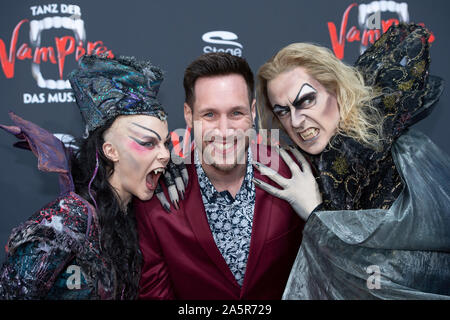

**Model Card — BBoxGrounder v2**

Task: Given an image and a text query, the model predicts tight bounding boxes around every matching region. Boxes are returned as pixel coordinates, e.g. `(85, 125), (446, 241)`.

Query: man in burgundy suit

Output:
(135, 52), (304, 299)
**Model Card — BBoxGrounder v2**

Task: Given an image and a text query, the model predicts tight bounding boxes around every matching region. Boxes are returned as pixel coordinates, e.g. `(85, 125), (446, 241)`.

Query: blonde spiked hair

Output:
(256, 43), (384, 151)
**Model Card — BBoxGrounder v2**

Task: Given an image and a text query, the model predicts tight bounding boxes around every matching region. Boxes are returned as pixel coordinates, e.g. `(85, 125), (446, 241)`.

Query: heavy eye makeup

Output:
(292, 83), (317, 109)
(273, 105), (290, 118)
(129, 136), (159, 150)
(273, 83), (318, 118)
(128, 135), (171, 153)
(128, 123), (169, 151)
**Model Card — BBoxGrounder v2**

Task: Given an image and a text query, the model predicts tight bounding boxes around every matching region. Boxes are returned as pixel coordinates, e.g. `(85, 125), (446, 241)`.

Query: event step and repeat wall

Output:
(1, 0), (449, 260)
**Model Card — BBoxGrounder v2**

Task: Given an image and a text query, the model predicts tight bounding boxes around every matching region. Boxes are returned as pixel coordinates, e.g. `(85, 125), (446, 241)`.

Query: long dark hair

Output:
(71, 118), (142, 299)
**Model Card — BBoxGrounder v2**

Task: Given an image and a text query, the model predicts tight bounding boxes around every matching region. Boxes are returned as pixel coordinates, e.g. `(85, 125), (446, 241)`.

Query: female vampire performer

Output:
(0, 55), (176, 299)
(254, 24), (450, 299)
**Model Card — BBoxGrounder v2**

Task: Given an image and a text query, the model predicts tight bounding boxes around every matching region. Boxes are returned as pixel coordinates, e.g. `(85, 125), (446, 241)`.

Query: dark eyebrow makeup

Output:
(132, 122), (162, 141)
(273, 83), (317, 111)
(292, 83), (317, 106)
(273, 104), (290, 112)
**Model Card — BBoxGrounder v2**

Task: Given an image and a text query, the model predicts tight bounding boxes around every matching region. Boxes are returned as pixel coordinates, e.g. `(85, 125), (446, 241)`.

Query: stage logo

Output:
(202, 31), (243, 57)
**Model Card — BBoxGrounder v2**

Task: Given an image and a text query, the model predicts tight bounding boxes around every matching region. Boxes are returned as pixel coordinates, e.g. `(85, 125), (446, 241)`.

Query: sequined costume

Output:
(283, 24), (450, 299)
(0, 113), (116, 299)
(68, 55), (167, 133)
(0, 55), (168, 299)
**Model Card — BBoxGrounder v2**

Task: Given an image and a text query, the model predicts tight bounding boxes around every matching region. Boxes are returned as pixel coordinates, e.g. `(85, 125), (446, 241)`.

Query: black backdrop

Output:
(1, 0), (449, 261)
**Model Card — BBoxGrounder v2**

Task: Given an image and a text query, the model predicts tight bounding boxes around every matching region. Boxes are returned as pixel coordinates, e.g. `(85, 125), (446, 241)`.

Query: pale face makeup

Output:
(267, 66), (340, 155)
(103, 114), (170, 207)
(184, 74), (256, 172)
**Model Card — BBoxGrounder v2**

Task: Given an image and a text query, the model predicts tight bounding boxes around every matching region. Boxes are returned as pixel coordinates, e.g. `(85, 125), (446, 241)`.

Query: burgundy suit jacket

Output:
(135, 144), (304, 299)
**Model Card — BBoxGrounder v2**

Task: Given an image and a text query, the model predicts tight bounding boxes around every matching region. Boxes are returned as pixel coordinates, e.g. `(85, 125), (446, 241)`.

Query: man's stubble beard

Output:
(200, 136), (249, 173)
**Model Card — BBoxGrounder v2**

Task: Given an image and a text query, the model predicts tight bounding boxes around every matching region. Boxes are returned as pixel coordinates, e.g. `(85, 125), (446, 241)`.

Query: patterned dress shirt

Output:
(194, 148), (256, 286)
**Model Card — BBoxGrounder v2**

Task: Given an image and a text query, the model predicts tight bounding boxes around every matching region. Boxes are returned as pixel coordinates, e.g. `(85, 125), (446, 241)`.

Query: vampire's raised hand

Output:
(252, 146), (322, 221)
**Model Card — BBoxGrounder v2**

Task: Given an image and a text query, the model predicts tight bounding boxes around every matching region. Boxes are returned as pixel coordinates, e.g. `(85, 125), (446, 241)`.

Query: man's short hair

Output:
(183, 52), (254, 107)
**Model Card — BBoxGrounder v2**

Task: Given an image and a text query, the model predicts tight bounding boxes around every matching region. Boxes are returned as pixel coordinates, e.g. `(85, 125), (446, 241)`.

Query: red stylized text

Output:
(0, 19), (114, 79)
(327, 3), (435, 60)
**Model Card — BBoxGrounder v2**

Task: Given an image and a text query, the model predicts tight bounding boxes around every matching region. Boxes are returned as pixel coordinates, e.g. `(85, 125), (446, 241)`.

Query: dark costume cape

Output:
(0, 113), (117, 299)
(283, 24), (450, 299)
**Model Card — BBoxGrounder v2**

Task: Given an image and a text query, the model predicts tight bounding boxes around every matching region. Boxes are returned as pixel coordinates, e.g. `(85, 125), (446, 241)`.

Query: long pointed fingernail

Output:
(176, 177), (185, 190)
(163, 203), (171, 213)
(181, 169), (189, 185)
(168, 186), (179, 203)
(156, 193), (171, 213)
